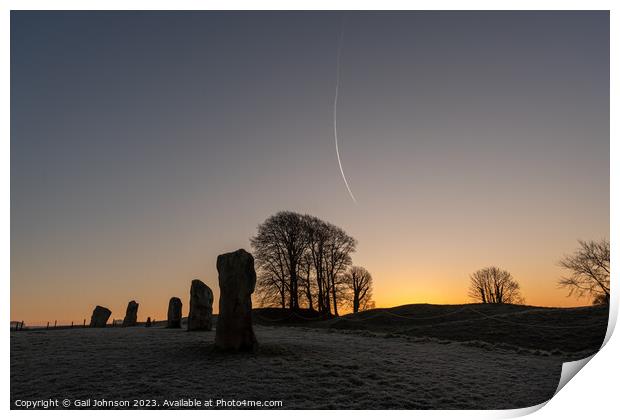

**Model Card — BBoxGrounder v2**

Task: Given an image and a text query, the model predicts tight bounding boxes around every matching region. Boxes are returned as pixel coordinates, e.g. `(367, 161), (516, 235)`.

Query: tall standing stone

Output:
(90, 306), (112, 328)
(122, 300), (139, 327)
(167, 297), (183, 328)
(188, 279), (214, 331)
(215, 249), (258, 351)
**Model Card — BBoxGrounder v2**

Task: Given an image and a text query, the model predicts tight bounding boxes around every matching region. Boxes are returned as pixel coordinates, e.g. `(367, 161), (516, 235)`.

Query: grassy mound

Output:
(255, 303), (608, 358)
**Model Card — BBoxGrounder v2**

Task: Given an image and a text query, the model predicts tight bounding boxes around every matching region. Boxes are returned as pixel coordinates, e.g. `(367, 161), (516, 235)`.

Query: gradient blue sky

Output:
(11, 11), (609, 323)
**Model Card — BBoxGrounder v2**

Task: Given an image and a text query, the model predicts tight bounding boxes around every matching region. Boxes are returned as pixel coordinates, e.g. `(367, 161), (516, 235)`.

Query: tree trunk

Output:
(280, 287), (286, 309)
(331, 276), (339, 317)
(316, 271), (324, 313)
(290, 266), (300, 310)
(324, 281), (331, 315)
(307, 289), (314, 310)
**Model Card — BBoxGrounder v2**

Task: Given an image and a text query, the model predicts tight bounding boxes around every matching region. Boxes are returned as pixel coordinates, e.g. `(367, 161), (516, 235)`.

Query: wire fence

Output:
(10, 318), (135, 331)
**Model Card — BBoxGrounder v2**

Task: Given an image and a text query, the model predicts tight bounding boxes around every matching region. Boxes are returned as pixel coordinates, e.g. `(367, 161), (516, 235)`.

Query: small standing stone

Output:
(167, 297), (183, 328)
(188, 279), (214, 331)
(90, 306), (112, 328)
(145, 317), (152, 327)
(122, 300), (139, 327)
(215, 249), (258, 351)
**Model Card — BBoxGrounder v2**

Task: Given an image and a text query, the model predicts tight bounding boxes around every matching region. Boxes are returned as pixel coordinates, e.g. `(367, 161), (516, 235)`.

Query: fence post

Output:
(71, 321), (74, 328)
(20, 321), (24, 331)
(46, 322), (49, 330)
(54, 320), (57, 329)
(83, 319), (86, 327)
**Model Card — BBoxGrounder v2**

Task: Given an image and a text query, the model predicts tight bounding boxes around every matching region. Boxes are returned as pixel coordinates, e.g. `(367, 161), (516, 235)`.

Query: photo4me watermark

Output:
(13, 398), (284, 409)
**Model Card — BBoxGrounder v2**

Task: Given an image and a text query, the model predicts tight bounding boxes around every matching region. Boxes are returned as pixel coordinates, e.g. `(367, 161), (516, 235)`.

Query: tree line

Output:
(468, 239), (609, 306)
(251, 211), (608, 312)
(250, 211), (374, 316)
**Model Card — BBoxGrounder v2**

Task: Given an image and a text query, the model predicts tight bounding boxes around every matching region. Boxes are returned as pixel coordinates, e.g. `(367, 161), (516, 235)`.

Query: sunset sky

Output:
(11, 11), (609, 325)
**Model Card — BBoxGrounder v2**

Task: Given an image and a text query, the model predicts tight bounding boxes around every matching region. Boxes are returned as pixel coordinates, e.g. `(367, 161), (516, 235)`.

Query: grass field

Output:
(11, 303), (608, 409)
(254, 303), (609, 359)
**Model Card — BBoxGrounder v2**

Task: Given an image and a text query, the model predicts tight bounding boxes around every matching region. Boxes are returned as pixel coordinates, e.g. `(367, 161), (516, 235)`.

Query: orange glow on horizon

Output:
(11, 270), (594, 327)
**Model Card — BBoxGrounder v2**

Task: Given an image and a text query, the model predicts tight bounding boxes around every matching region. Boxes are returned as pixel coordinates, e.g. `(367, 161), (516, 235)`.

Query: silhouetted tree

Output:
(323, 223), (356, 316)
(251, 211), (308, 310)
(468, 266), (524, 304)
(559, 239), (610, 305)
(299, 252), (315, 311)
(255, 273), (288, 309)
(252, 226), (289, 308)
(251, 211), (357, 316)
(304, 215), (330, 313)
(343, 266), (374, 313)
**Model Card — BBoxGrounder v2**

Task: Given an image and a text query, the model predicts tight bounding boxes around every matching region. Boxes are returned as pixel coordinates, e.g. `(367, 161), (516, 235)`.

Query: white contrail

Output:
(333, 20), (357, 204)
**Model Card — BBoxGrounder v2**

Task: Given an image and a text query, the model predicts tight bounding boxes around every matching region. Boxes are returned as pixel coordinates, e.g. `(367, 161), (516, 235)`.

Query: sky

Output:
(11, 11), (609, 325)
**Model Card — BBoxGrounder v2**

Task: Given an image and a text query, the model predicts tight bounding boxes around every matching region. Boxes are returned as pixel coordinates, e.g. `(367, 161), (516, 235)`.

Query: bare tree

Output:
(343, 266), (373, 313)
(251, 211), (308, 310)
(559, 239), (610, 305)
(468, 266), (524, 304)
(323, 223), (356, 316)
(252, 224), (290, 308)
(361, 299), (376, 311)
(298, 252), (316, 311)
(255, 273), (288, 309)
(300, 215), (356, 315)
(303, 215), (329, 313)
(252, 211), (357, 316)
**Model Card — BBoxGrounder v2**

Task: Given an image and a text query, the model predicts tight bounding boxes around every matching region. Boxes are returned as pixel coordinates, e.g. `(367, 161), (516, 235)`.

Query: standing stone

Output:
(188, 279), (214, 331)
(215, 249), (258, 351)
(90, 306), (112, 328)
(167, 297), (183, 328)
(122, 300), (139, 327)
(145, 317), (152, 327)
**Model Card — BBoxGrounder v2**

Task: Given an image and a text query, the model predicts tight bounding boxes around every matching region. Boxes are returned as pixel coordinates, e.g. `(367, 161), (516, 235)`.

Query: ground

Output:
(10, 326), (561, 409)
(11, 304), (608, 409)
